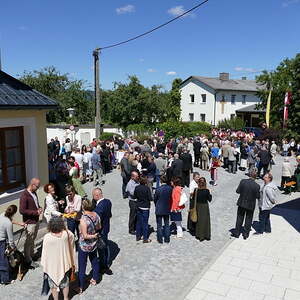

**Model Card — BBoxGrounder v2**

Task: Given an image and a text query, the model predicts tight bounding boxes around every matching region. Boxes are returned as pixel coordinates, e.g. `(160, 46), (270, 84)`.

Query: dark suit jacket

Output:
(171, 159), (183, 178)
(19, 190), (40, 224)
(134, 185), (152, 209)
(154, 184), (172, 215)
(180, 153), (193, 171)
(236, 178), (260, 211)
(94, 198), (112, 238)
(193, 141), (201, 154)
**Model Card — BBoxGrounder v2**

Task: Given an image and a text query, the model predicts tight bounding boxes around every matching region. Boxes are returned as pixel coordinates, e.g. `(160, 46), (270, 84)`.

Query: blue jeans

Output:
(136, 209), (150, 241)
(78, 247), (100, 288)
(156, 215), (170, 243)
(67, 218), (79, 238)
(258, 208), (271, 233)
(98, 234), (111, 269)
(156, 175), (161, 189)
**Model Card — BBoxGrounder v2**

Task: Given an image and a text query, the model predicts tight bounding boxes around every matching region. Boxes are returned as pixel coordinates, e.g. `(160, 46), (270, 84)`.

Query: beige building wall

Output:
(0, 109), (49, 227)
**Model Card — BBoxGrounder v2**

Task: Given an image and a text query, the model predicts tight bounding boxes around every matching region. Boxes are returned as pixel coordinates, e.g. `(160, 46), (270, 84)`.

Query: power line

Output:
(97, 0), (209, 51)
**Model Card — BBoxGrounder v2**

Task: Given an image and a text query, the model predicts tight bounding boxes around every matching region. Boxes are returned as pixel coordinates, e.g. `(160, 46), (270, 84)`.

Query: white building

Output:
(180, 73), (264, 126)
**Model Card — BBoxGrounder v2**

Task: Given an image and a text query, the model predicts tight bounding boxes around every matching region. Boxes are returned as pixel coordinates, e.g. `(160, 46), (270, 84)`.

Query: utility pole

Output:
(93, 48), (102, 138)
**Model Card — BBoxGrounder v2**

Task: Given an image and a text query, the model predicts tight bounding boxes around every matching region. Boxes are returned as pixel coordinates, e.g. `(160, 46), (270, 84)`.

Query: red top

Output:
(171, 186), (185, 211)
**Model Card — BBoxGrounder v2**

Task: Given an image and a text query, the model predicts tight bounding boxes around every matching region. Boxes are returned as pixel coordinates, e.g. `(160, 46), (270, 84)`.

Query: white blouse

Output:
(44, 194), (61, 223)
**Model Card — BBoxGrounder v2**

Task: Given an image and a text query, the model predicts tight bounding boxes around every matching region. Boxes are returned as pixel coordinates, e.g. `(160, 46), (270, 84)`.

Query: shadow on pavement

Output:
(271, 197), (300, 233)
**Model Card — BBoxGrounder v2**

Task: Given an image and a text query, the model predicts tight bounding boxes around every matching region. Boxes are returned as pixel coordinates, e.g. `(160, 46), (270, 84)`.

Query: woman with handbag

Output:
(170, 177), (185, 238)
(0, 205), (25, 284)
(41, 216), (75, 300)
(78, 199), (101, 293)
(194, 177), (212, 241)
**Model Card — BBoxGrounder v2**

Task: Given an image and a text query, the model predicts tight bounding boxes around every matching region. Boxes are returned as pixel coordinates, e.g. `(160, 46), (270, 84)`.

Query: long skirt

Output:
(195, 203), (211, 241)
(0, 240), (10, 284)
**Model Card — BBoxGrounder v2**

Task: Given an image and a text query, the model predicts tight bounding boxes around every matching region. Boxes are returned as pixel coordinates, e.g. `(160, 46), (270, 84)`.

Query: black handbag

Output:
(85, 215), (106, 250)
(41, 273), (50, 296)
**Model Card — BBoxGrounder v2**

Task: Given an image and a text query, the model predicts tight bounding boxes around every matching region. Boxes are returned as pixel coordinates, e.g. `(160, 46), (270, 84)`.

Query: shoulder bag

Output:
(41, 273), (50, 296)
(85, 214), (106, 250)
(179, 189), (188, 206)
(189, 188), (198, 223)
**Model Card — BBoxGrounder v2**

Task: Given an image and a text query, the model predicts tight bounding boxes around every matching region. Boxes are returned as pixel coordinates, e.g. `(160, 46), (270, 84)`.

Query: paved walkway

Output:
(1, 156), (299, 300)
(184, 194), (300, 300)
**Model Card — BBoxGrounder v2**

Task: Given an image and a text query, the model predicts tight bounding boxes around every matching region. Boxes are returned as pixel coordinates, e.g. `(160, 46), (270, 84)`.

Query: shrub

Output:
(125, 124), (154, 136)
(99, 132), (122, 141)
(158, 121), (211, 140)
(218, 117), (245, 130)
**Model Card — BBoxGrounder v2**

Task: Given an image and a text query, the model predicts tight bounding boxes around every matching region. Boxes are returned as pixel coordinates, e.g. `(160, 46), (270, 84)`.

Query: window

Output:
(190, 94), (195, 103)
(200, 114), (206, 122)
(0, 127), (26, 192)
(189, 113), (194, 121)
(231, 94), (236, 104)
(201, 94), (206, 103)
(230, 114), (235, 119)
(242, 95), (247, 104)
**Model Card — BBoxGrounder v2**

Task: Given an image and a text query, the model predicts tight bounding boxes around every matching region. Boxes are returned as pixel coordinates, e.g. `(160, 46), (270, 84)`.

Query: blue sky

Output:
(0, 0), (299, 90)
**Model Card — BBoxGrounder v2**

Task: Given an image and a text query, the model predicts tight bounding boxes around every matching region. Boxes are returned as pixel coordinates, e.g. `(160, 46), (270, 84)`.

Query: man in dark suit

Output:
(193, 138), (202, 167)
(19, 178), (43, 267)
(180, 148), (193, 187)
(233, 170), (260, 239)
(120, 152), (131, 198)
(93, 187), (112, 274)
(170, 154), (183, 180)
(154, 175), (172, 243)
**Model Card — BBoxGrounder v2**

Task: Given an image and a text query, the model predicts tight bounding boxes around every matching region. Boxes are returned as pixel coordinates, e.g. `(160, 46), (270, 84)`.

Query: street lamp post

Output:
(93, 48), (102, 138)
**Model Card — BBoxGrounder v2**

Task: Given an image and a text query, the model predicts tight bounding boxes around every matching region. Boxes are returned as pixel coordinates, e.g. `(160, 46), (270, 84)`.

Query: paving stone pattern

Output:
(0, 156), (295, 300)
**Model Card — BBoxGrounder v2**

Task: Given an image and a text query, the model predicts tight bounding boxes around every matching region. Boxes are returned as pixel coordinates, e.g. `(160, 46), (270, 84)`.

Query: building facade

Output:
(0, 70), (57, 221)
(180, 73), (263, 126)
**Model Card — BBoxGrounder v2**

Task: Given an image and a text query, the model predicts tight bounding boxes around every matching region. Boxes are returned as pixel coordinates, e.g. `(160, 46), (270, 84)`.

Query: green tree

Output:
(19, 66), (94, 124)
(256, 53), (300, 137)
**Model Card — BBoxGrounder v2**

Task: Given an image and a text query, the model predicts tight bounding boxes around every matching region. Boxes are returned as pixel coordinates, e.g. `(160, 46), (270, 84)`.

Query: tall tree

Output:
(256, 53), (300, 137)
(20, 66), (94, 124)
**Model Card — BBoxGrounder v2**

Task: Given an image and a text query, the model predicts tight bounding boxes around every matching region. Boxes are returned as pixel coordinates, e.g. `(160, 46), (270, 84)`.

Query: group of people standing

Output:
(0, 177), (112, 300)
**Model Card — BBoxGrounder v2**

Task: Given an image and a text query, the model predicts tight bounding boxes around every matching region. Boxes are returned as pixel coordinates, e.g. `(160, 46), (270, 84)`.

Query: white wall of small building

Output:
(47, 126), (124, 147)
(180, 79), (261, 125)
(180, 79), (215, 124)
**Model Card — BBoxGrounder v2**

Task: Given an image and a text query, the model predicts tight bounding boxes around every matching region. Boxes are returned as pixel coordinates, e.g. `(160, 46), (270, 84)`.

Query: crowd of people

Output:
(0, 129), (299, 299)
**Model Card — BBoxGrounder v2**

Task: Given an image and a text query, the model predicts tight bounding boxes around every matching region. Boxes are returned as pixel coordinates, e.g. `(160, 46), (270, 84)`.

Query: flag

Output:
(265, 89), (272, 127)
(283, 91), (292, 127)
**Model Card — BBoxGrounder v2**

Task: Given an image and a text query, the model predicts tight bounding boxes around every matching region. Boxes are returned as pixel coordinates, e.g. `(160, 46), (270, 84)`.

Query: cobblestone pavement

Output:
(0, 156), (296, 300)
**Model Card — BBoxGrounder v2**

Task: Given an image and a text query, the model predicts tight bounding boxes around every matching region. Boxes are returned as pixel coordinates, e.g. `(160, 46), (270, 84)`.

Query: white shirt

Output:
(96, 197), (105, 206)
(28, 190), (39, 208)
(74, 153), (83, 168)
(189, 180), (198, 195)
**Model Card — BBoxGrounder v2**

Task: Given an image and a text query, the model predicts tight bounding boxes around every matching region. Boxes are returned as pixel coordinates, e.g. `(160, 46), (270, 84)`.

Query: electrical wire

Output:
(97, 0), (209, 51)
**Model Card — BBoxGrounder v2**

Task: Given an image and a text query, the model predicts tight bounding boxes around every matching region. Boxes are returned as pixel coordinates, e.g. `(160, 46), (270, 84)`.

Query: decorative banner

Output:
(265, 89), (272, 127)
(283, 91), (292, 128)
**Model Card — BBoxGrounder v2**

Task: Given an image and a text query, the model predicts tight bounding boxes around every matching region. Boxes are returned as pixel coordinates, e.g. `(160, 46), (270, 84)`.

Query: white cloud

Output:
(167, 6), (194, 18)
(234, 67), (260, 73)
(282, 0), (300, 7)
(147, 68), (156, 73)
(166, 71), (177, 76)
(139, 58), (145, 62)
(116, 4), (135, 15)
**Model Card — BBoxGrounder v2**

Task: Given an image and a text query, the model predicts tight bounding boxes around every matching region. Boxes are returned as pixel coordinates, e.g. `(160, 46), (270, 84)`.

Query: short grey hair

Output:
(48, 216), (65, 233)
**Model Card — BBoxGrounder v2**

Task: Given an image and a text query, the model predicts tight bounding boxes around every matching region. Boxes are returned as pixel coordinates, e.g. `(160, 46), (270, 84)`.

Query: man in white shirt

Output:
(188, 172), (200, 235)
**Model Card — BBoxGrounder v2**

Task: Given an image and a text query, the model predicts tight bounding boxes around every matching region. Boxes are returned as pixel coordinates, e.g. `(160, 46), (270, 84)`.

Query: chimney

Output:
(242, 76), (247, 80)
(219, 72), (229, 81)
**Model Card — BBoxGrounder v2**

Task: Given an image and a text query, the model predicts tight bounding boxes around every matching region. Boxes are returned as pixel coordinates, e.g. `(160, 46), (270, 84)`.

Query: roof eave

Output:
(0, 105), (58, 110)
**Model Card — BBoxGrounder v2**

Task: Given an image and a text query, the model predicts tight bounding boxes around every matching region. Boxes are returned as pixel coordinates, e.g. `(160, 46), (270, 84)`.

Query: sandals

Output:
(90, 279), (97, 286)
